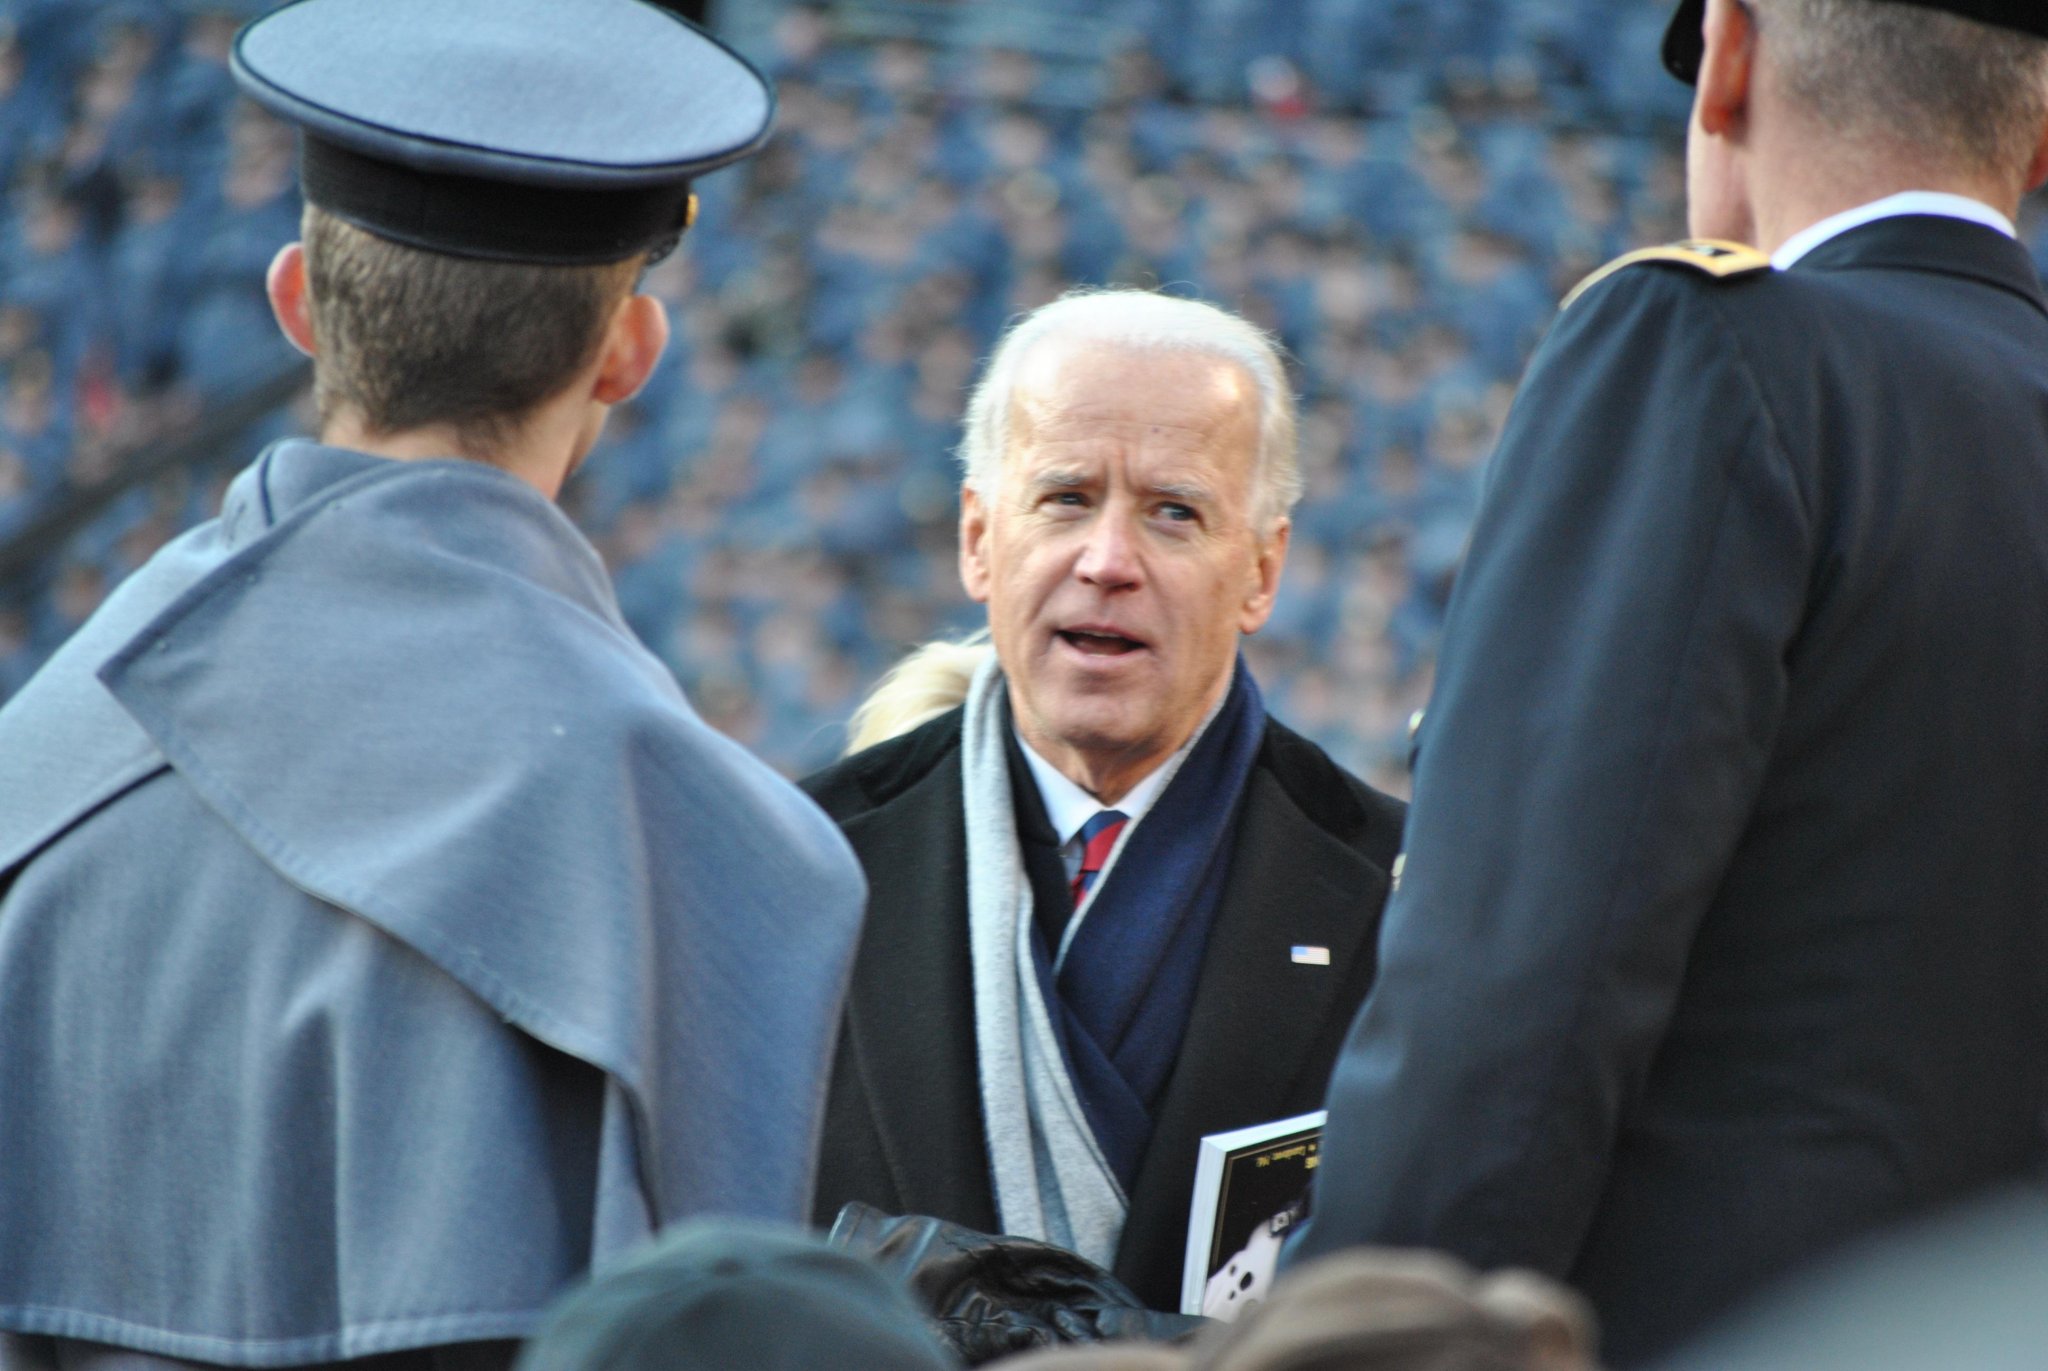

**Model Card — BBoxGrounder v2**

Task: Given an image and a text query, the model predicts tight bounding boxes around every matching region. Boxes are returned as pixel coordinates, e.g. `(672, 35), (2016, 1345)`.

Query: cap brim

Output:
(1663, 0), (1705, 85)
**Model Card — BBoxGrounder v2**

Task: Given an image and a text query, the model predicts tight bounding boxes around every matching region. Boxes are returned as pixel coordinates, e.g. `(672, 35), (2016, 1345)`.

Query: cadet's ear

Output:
(592, 294), (670, 406)
(266, 244), (316, 358)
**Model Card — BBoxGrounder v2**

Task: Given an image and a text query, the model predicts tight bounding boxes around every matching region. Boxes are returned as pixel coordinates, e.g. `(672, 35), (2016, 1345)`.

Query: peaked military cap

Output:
(231, 0), (773, 264)
(1665, 0), (2048, 84)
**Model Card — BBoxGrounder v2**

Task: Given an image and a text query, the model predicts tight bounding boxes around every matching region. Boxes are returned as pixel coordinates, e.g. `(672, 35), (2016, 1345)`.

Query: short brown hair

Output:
(1759, 0), (2048, 179)
(301, 205), (642, 454)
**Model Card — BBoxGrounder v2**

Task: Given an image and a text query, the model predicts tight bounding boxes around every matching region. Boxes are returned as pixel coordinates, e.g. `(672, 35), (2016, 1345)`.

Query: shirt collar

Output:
(1013, 677), (1230, 847)
(1772, 191), (2016, 270)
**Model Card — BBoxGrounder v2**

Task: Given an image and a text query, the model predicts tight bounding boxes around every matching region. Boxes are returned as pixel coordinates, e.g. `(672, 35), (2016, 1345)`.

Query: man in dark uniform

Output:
(1298, 1), (2048, 1364)
(0, 4), (866, 1371)
(802, 290), (1405, 1312)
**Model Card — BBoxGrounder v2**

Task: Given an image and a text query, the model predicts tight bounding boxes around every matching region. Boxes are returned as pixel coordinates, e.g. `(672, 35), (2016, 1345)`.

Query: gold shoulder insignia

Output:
(1560, 238), (1771, 311)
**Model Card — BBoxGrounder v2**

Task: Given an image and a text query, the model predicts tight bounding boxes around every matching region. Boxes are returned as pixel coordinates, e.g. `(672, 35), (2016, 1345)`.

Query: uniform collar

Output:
(219, 440), (390, 548)
(1773, 191), (2015, 270)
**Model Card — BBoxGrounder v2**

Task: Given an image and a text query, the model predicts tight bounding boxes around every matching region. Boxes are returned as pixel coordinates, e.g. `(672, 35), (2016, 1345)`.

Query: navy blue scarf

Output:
(1026, 659), (1267, 1192)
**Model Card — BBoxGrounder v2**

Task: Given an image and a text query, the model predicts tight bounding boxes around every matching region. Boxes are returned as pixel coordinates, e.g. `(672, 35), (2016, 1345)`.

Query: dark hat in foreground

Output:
(515, 1220), (957, 1371)
(231, 0), (773, 264)
(1664, 0), (2048, 84)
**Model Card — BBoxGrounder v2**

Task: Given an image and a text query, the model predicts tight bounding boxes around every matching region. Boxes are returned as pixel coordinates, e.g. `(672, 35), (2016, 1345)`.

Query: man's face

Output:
(960, 341), (1289, 797)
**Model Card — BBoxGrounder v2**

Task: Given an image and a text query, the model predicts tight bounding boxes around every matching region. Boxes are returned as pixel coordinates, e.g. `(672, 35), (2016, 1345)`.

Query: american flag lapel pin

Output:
(1290, 945), (1331, 966)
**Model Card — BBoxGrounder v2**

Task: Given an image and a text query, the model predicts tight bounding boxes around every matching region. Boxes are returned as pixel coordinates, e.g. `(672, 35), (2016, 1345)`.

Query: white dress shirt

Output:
(1772, 190), (2016, 270)
(1014, 682), (1230, 885)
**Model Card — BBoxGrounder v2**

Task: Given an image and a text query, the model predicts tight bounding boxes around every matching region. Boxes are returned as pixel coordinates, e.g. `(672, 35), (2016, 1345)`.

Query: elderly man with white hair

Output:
(801, 289), (1406, 1310)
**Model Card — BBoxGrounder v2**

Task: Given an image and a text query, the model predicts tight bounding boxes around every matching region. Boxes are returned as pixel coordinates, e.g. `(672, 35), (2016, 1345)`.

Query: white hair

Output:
(957, 288), (1302, 525)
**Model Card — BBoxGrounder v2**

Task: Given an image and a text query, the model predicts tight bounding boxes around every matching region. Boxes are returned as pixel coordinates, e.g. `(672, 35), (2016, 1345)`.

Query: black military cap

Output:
(231, 0), (773, 264)
(1665, 0), (2048, 84)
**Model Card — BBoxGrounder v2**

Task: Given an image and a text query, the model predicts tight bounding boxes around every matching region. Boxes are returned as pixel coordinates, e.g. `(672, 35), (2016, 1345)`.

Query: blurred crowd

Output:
(0, 0), (297, 696)
(1, 0), (2041, 782)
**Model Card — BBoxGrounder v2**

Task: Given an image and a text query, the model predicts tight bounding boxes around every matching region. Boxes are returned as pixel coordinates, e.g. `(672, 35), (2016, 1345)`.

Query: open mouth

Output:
(1058, 629), (1145, 657)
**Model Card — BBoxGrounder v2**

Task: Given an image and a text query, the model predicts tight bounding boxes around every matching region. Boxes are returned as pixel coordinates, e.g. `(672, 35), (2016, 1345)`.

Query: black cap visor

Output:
(301, 134), (693, 265)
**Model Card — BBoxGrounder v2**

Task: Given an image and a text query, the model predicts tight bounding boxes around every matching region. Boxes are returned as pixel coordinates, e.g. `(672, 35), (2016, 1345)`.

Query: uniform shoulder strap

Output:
(1560, 238), (1771, 311)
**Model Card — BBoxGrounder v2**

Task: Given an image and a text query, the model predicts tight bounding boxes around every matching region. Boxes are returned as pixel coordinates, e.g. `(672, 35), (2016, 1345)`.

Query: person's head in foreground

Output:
(989, 1249), (1598, 1371)
(515, 1220), (957, 1371)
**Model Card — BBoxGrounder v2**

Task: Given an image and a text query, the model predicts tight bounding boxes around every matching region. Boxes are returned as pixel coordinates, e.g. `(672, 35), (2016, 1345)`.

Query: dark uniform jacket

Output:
(803, 705), (1405, 1311)
(1301, 216), (2048, 1365)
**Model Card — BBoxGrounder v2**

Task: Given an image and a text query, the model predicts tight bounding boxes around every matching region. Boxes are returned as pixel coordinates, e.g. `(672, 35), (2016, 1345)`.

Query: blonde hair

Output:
(844, 632), (995, 755)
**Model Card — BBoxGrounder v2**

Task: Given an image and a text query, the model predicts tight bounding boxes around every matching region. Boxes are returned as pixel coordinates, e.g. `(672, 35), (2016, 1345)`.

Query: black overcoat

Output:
(1302, 216), (2048, 1365)
(802, 706), (1405, 1311)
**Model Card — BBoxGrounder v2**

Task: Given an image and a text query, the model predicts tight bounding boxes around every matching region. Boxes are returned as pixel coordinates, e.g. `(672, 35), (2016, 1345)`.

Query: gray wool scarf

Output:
(960, 655), (1129, 1266)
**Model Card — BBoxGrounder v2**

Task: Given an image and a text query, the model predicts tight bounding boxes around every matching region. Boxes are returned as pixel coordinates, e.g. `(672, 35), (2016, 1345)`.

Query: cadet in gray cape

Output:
(0, 3), (866, 1370)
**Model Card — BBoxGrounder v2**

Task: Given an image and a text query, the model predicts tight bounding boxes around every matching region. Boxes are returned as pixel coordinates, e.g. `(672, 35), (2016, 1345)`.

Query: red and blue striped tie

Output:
(1070, 809), (1129, 908)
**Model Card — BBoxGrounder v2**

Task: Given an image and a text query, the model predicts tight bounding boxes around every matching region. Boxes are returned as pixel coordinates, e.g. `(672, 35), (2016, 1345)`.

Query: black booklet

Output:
(1178, 1109), (1325, 1318)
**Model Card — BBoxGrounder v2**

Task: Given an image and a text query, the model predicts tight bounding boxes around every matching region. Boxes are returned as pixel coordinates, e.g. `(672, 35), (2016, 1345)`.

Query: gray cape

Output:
(0, 442), (866, 1364)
